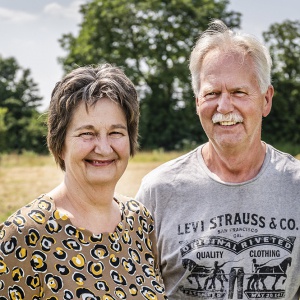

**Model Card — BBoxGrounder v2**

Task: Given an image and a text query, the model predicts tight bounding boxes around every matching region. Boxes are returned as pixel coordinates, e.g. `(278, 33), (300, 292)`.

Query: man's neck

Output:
(201, 141), (267, 183)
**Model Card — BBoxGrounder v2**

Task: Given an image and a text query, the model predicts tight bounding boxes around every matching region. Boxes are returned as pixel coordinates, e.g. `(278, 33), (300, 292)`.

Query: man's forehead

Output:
(202, 48), (251, 66)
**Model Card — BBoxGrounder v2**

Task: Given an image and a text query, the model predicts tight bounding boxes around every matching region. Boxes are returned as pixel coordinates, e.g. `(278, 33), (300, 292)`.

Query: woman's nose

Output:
(94, 136), (113, 155)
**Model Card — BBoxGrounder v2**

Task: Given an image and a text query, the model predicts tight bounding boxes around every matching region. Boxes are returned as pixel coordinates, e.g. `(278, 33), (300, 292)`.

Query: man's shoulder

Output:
(268, 144), (300, 165)
(268, 144), (300, 174)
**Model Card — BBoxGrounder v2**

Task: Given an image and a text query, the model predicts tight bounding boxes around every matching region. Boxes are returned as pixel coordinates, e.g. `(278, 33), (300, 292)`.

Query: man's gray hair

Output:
(189, 19), (272, 97)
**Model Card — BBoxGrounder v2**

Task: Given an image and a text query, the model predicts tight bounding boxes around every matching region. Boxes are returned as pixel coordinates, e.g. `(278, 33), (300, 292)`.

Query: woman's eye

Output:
(79, 132), (95, 140)
(110, 131), (124, 138)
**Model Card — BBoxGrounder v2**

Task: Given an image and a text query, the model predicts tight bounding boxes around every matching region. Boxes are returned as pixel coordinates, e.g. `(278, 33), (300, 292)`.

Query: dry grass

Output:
(2, 151), (299, 223)
(0, 165), (63, 221)
(0, 152), (179, 222)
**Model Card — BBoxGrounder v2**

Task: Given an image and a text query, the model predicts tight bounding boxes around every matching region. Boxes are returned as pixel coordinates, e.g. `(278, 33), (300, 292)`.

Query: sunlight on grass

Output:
(1, 149), (299, 223)
(131, 149), (187, 163)
(0, 152), (55, 167)
(0, 150), (186, 222)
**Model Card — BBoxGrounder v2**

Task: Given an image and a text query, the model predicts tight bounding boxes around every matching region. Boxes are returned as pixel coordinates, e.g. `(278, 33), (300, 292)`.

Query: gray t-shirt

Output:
(136, 143), (300, 300)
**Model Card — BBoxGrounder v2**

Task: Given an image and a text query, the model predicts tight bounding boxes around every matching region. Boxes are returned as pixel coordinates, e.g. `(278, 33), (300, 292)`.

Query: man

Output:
(136, 19), (300, 299)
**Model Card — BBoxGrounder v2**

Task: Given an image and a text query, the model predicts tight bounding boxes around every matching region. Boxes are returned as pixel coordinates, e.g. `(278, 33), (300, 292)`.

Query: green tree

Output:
(0, 107), (8, 151)
(0, 56), (47, 153)
(59, 0), (241, 150)
(262, 20), (300, 147)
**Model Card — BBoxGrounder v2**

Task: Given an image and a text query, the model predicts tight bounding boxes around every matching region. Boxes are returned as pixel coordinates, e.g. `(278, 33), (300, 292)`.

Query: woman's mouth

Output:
(86, 159), (114, 166)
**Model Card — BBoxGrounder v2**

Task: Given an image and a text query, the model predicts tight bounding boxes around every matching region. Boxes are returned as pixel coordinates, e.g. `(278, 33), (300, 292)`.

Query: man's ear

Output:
(262, 85), (274, 117)
(195, 97), (200, 115)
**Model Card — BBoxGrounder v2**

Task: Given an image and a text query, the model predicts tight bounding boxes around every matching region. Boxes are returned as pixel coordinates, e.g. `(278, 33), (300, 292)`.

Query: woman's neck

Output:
(48, 181), (121, 234)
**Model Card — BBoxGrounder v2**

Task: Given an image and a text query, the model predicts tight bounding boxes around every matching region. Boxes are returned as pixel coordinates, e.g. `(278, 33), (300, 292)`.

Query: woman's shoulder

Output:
(0, 194), (55, 240)
(115, 193), (154, 221)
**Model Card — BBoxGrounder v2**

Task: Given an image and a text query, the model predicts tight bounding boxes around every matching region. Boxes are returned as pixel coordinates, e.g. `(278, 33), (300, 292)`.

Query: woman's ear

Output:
(60, 147), (65, 161)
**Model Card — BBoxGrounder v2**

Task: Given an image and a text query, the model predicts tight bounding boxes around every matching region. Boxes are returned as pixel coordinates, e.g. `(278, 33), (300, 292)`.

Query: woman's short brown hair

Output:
(47, 64), (139, 171)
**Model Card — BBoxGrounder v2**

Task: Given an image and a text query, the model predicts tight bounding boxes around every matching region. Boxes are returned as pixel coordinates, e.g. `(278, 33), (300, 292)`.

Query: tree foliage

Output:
(262, 20), (300, 146)
(0, 107), (7, 152)
(0, 56), (47, 154)
(59, 0), (241, 150)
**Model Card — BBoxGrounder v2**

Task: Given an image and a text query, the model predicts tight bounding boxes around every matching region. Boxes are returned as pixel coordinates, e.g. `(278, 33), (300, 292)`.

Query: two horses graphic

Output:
(247, 257), (292, 291)
(182, 257), (292, 291)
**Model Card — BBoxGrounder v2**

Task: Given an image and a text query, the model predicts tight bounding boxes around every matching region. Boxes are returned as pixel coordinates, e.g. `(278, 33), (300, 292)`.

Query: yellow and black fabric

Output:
(0, 194), (167, 299)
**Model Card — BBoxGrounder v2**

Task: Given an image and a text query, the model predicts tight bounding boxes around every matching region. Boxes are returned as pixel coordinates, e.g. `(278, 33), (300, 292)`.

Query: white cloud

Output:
(0, 7), (37, 23)
(43, 1), (85, 21)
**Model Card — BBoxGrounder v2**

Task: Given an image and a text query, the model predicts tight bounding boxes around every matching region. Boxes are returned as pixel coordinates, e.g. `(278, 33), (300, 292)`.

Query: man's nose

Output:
(217, 92), (234, 114)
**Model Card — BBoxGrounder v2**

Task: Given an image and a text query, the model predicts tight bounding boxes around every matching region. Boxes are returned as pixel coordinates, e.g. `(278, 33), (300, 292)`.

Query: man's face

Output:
(196, 49), (273, 151)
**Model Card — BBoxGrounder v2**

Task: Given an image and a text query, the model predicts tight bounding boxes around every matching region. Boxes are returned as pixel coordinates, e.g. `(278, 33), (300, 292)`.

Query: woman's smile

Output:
(85, 159), (115, 166)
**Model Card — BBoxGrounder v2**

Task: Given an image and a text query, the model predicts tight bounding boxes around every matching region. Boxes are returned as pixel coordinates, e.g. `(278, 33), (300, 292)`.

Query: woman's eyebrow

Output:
(74, 124), (95, 131)
(111, 124), (127, 130)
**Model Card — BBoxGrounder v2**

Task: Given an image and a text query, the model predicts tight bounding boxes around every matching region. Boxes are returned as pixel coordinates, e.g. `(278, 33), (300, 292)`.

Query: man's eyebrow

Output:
(230, 85), (248, 90)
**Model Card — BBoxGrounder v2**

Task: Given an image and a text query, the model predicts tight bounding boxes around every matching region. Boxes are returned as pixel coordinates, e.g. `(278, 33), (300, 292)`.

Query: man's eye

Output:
(204, 92), (219, 99)
(233, 91), (246, 96)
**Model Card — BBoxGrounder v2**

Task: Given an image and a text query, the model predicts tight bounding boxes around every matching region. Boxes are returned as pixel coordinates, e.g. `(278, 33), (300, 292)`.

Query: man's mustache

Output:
(212, 113), (244, 123)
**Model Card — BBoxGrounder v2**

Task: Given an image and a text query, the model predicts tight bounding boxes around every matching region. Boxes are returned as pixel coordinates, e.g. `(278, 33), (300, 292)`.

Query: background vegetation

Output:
(0, 0), (300, 156)
(0, 151), (185, 222)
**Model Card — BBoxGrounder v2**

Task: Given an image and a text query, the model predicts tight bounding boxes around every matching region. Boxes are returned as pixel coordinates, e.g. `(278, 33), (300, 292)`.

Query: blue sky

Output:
(1, 0), (299, 111)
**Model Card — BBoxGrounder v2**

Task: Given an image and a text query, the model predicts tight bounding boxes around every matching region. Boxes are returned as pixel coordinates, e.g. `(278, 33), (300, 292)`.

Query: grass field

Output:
(0, 151), (184, 222)
(1, 150), (299, 223)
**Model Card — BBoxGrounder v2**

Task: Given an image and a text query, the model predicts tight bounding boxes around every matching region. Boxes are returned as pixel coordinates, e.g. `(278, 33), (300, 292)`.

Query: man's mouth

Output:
(218, 121), (240, 126)
(212, 113), (244, 126)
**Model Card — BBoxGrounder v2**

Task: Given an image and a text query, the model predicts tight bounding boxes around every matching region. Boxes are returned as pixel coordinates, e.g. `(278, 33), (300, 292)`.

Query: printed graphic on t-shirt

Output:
(177, 212), (295, 299)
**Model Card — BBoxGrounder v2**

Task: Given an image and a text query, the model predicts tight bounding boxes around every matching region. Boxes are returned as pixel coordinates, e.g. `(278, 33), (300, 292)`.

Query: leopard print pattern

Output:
(0, 194), (167, 299)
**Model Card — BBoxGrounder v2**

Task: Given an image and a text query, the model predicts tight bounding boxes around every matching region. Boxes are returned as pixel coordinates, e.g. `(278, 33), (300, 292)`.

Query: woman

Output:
(0, 64), (167, 299)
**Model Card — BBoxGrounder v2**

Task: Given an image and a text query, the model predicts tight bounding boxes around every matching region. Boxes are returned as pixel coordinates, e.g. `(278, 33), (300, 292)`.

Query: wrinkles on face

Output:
(196, 49), (271, 151)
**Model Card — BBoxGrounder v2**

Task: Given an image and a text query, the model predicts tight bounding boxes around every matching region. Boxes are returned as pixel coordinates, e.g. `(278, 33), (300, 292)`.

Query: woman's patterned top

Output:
(0, 194), (167, 299)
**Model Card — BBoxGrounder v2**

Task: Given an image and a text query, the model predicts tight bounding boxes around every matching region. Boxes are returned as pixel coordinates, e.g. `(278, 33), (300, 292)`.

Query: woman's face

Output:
(62, 98), (130, 188)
